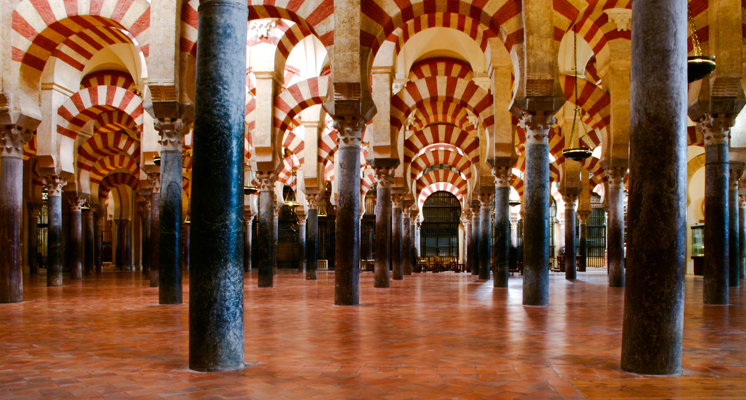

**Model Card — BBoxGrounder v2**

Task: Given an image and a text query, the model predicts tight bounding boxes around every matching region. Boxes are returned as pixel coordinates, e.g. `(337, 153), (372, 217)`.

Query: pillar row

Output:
(297, 210), (307, 273)
(461, 211), (472, 271)
(478, 194), (492, 280)
(148, 172), (161, 287)
(402, 207), (412, 276)
(306, 194), (319, 281)
(44, 177), (66, 287)
(470, 204), (480, 275)
(373, 167), (393, 287)
(84, 207), (94, 276)
(562, 194), (578, 280)
(138, 194), (152, 279)
(68, 197), (86, 280)
(94, 209), (103, 274)
(493, 167), (511, 287)
(391, 194), (403, 281)
(606, 167), (627, 287)
(28, 204), (42, 276)
(257, 173), (276, 288)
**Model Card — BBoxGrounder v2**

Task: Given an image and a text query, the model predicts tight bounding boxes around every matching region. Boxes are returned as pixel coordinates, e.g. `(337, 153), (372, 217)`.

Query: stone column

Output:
(333, 118), (364, 305)
(461, 211), (472, 271)
(373, 167), (393, 287)
(403, 207), (412, 275)
(410, 217), (417, 272)
(478, 194), (492, 280)
(562, 194), (577, 280)
(306, 194), (319, 280)
(493, 167), (511, 287)
(188, 0), (247, 372)
(257, 174), (276, 287)
(156, 119), (185, 304)
(415, 220), (422, 258)
(84, 206), (94, 276)
(470, 204), (480, 275)
(94, 210), (103, 273)
(243, 211), (254, 272)
(520, 114), (553, 305)
(183, 221), (191, 271)
(605, 167), (627, 287)
(148, 172), (161, 287)
(0, 125), (32, 302)
(391, 194), (403, 280)
(125, 220), (132, 271)
(741, 196), (746, 281)
(115, 220), (125, 270)
(273, 204), (279, 275)
(137, 194), (152, 279)
(621, 0), (687, 375)
(27, 204), (41, 276)
(297, 210), (307, 273)
(700, 117), (731, 304)
(578, 212), (589, 273)
(44, 177), (66, 287)
(729, 167), (743, 286)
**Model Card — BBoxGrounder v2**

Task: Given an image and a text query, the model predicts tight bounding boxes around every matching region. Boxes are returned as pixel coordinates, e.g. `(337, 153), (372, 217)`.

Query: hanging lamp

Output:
(243, 163), (259, 195)
(283, 186), (301, 208)
(153, 155), (161, 166)
(687, 7), (716, 83)
(562, 23), (593, 162)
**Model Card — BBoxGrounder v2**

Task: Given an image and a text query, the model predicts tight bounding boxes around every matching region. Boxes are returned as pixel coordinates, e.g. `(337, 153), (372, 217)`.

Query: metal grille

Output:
(420, 191), (461, 257)
(586, 203), (607, 268)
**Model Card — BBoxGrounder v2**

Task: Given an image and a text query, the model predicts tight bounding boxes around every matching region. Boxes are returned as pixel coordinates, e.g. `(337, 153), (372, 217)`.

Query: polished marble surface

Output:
(0, 269), (744, 399)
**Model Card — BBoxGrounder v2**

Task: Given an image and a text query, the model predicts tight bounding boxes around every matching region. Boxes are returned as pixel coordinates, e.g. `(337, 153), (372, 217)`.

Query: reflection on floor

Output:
(0, 269), (744, 399)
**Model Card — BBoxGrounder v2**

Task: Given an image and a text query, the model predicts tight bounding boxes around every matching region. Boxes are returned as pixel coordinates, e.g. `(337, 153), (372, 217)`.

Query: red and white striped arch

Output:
(362, 0), (523, 56)
(318, 127), (337, 164)
(560, 76), (610, 136)
(247, 1), (335, 47)
(410, 149), (473, 182)
(417, 183), (464, 207)
(57, 85), (143, 139)
(391, 76), (493, 132)
(408, 57), (474, 81)
(93, 109), (139, 138)
(404, 124), (479, 164)
(81, 70), (137, 92)
(77, 131), (139, 171)
(12, 0), (149, 75)
(389, 13), (492, 56)
(514, 154), (560, 182)
(98, 172), (138, 201)
(416, 169), (468, 195)
(23, 135), (37, 161)
(409, 102), (477, 135)
(89, 154), (139, 184)
(273, 76), (329, 133)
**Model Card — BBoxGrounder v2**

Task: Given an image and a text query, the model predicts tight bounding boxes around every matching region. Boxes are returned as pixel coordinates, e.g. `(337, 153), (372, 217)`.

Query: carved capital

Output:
(740, 195), (746, 209)
(563, 194), (578, 210)
(250, 18), (278, 38)
(603, 8), (632, 31)
(155, 118), (187, 152)
(730, 168), (744, 189)
(147, 172), (161, 194)
(0, 125), (33, 158)
(333, 117), (365, 148)
(392, 194), (403, 208)
(519, 112), (555, 145)
(69, 197), (87, 212)
(306, 193), (320, 210)
(392, 79), (409, 95)
(698, 114), (734, 146)
(137, 193), (152, 216)
(296, 211), (308, 224)
(273, 204), (280, 218)
(256, 171), (277, 191)
(402, 207), (411, 219)
(479, 193), (493, 209)
(605, 167), (627, 188)
(244, 210), (256, 224)
(374, 167), (395, 188)
(43, 175), (67, 197)
(492, 166), (511, 187)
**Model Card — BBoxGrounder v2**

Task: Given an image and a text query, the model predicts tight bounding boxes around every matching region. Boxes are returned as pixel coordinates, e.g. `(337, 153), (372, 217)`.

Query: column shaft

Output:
(84, 209), (94, 276)
(741, 198), (746, 281)
(621, 0), (687, 374)
(471, 209), (480, 275)
(391, 200), (403, 280)
(0, 154), (23, 301)
(272, 211), (279, 275)
(47, 182), (64, 287)
(257, 188), (274, 287)
(704, 140), (729, 303)
(94, 213), (102, 273)
(298, 221), (307, 273)
(403, 214), (411, 275)
(607, 169), (626, 287)
(183, 223), (191, 271)
(493, 181), (510, 287)
(117, 221), (127, 270)
(189, 0), (247, 371)
(578, 220), (587, 272)
(150, 191), (161, 287)
(374, 176), (392, 287)
(306, 204), (318, 280)
(125, 221), (132, 270)
(140, 206), (151, 278)
(728, 172), (740, 286)
(159, 148), (183, 304)
(479, 198), (491, 280)
(243, 214), (253, 272)
(563, 197), (577, 280)
(28, 205), (40, 276)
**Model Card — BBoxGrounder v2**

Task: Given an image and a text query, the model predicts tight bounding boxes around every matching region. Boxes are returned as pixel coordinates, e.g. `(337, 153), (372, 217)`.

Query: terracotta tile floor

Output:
(0, 269), (744, 399)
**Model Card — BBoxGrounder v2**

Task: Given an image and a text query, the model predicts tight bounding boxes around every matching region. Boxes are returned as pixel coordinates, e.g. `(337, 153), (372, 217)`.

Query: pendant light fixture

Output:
(687, 6), (716, 83)
(562, 23), (593, 162)
(153, 155), (161, 166)
(243, 163), (258, 195)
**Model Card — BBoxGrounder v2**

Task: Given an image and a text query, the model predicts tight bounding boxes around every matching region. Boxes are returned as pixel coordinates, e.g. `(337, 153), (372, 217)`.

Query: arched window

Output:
(420, 191), (461, 257)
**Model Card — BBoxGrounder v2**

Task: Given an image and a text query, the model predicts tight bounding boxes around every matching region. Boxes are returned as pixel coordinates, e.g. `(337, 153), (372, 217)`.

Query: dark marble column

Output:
(273, 205), (279, 275)
(605, 167), (626, 287)
(157, 119), (185, 304)
(520, 114), (553, 306)
(148, 173), (161, 287)
(562, 194), (577, 280)
(84, 207), (94, 276)
(306, 194), (319, 280)
(243, 211), (254, 272)
(137, 194), (151, 278)
(701, 120), (730, 304)
(729, 168), (742, 286)
(461, 212), (471, 272)
(621, 0), (687, 374)
(741, 196), (746, 281)
(94, 210), (103, 273)
(0, 126), (31, 302)
(27, 204), (41, 276)
(578, 213), (589, 273)
(478, 194), (492, 280)
(391, 194), (403, 280)
(183, 221), (191, 271)
(470, 205), (480, 275)
(44, 177), (66, 287)
(403, 208), (412, 276)
(373, 167), (393, 287)
(333, 118), (364, 306)
(297, 211), (307, 273)
(116, 220), (126, 270)
(493, 167), (511, 287)
(410, 218), (417, 272)
(189, 0), (247, 371)
(257, 176), (275, 287)
(124, 220), (133, 271)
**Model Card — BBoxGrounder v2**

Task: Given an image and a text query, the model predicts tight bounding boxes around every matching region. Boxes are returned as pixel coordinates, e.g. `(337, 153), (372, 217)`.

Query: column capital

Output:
(373, 166), (395, 188)
(392, 194), (403, 208)
(0, 124), (33, 158)
(698, 114), (734, 146)
(479, 193), (493, 209)
(68, 197), (87, 212)
(244, 209), (256, 222)
(147, 172), (161, 194)
(256, 171), (277, 191)
(155, 118), (188, 152)
(563, 194), (578, 209)
(306, 193), (320, 210)
(43, 175), (67, 197)
(519, 112), (555, 145)
(730, 167), (744, 189)
(577, 212), (590, 224)
(296, 210), (308, 224)
(333, 116), (365, 148)
(492, 166), (511, 187)
(402, 207), (411, 219)
(136, 193), (152, 217)
(273, 204), (280, 218)
(605, 167), (627, 188)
